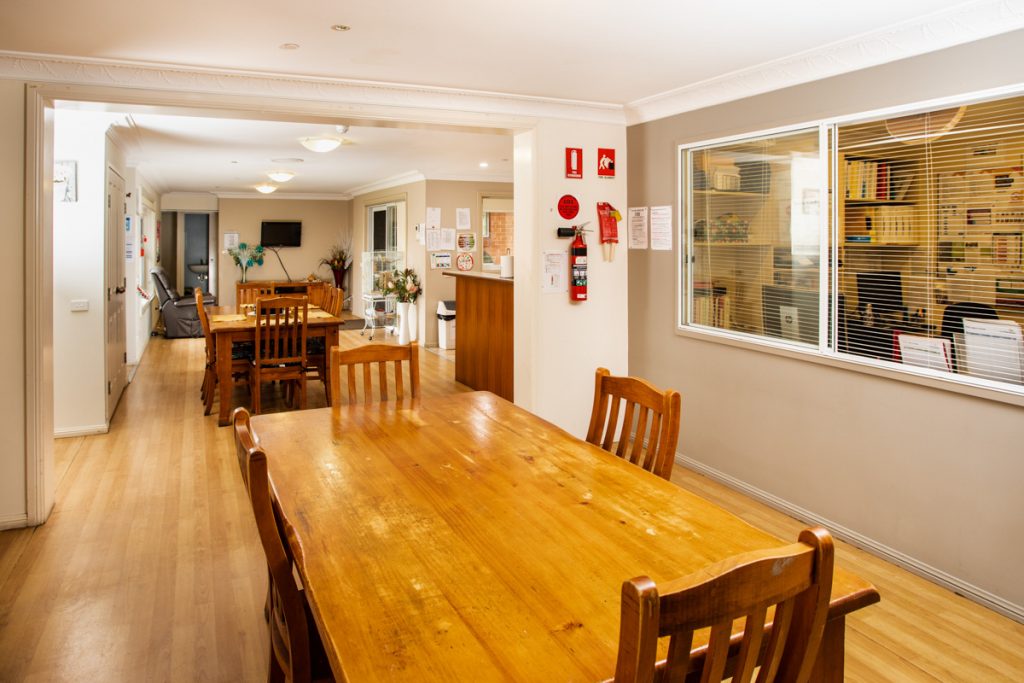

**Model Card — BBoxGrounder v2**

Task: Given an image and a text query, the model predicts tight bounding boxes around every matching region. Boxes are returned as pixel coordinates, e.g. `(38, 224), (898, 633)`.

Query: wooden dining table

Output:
(207, 305), (343, 425)
(250, 391), (879, 682)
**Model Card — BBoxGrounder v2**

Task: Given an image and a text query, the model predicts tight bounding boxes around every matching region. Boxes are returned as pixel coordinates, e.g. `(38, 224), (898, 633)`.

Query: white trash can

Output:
(437, 300), (456, 350)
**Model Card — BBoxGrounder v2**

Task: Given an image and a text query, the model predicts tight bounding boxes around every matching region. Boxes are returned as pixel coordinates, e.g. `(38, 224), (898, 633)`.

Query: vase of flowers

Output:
(227, 242), (265, 282)
(377, 268), (421, 344)
(320, 245), (351, 289)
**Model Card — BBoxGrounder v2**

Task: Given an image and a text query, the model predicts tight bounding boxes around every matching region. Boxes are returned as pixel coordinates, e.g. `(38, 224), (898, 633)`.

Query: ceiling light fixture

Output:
(479, 162), (489, 168)
(279, 43), (300, 50)
(267, 170), (295, 182)
(336, 124), (350, 134)
(270, 157), (304, 164)
(255, 183), (278, 194)
(299, 136), (343, 153)
(331, 24), (351, 32)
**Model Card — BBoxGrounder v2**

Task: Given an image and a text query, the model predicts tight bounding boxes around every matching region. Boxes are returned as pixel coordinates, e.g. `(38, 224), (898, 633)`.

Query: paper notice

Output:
(426, 207), (441, 230)
(456, 207), (471, 231)
(457, 233), (476, 252)
(542, 251), (567, 293)
(426, 228), (442, 252)
(650, 205), (673, 251)
(627, 207), (648, 249)
(430, 252), (452, 269)
(440, 228), (457, 250)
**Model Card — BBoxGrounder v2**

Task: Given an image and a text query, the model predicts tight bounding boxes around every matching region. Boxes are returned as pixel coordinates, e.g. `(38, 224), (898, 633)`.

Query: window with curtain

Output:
(680, 92), (1024, 392)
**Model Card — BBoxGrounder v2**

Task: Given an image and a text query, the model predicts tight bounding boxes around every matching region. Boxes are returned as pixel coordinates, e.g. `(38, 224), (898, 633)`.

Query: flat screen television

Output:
(260, 221), (302, 247)
(855, 271), (904, 315)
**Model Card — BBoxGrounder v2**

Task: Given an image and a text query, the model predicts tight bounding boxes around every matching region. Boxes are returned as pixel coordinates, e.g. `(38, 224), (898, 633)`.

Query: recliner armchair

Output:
(151, 266), (217, 338)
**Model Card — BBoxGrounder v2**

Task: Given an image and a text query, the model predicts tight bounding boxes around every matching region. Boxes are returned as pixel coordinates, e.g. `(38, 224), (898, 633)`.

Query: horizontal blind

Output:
(685, 129), (821, 347)
(836, 95), (1024, 386)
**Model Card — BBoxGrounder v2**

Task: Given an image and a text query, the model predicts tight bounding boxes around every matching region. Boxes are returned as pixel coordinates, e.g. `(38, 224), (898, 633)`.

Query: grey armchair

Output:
(151, 266), (217, 338)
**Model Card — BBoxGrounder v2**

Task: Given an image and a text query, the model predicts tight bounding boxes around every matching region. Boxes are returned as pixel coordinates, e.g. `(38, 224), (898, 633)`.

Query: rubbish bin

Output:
(437, 300), (456, 350)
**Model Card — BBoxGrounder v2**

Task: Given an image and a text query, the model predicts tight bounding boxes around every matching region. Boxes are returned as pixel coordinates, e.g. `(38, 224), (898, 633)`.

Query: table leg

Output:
(810, 614), (845, 682)
(217, 332), (234, 426)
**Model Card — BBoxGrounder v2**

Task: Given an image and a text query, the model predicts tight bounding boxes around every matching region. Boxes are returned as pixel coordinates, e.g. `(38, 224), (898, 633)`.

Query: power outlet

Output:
(70, 299), (89, 312)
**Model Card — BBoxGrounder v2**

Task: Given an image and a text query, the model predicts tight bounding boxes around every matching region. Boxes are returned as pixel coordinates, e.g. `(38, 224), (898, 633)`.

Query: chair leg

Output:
(251, 375), (261, 415)
(267, 636), (286, 683)
(203, 370), (216, 416)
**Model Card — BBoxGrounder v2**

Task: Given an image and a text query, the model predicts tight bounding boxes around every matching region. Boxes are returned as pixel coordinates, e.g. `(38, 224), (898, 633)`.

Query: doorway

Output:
(104, 167), (128, 421)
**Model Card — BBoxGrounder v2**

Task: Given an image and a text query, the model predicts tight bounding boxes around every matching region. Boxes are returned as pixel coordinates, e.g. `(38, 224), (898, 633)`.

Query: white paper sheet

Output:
(542, 251), (567, 293)
(426, 207), (441, 231)
(627, 207), (648, 249)
(898, 334), (952, 372)
(425, 228), (442, 252)
(430, 252), (452, 269)
(456, 207), (471, 231)
(650, 206), (673, 250)
(440, 228), (457, 250)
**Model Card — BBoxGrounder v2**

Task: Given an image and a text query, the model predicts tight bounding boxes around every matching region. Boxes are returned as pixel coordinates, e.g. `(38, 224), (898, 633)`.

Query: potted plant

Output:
(320, 245), (351, 289)
(227, 242), (265, 282)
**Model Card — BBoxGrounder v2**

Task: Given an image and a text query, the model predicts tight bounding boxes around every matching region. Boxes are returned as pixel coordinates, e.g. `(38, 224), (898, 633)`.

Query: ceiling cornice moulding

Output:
(625, 0), (1024, 125)
(0, 51), (625, 127)
(347, 171), (427, 198)
(215, 191), (353, 201)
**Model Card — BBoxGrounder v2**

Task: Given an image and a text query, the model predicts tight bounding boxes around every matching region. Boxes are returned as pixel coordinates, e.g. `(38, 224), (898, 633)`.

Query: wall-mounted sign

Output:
(597, 148), (616, 178)
(431, 252), (452, 269)
(565, 147), (582, 179)
(456, 252), (475, 271)
(557, 194), (580, 220)
(457, 233), (477, 252)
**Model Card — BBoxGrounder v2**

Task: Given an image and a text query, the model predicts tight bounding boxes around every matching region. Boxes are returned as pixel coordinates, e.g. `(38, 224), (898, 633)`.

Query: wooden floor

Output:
(0, 333), (1021, 681)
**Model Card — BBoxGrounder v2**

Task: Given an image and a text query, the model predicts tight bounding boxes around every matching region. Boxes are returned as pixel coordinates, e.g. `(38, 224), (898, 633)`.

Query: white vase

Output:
(408, 302), (418, 342)
(396, 301), (410, 345)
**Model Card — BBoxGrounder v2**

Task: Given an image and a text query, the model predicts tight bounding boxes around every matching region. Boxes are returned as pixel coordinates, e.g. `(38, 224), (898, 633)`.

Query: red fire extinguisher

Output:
(570, 225), (587, 302)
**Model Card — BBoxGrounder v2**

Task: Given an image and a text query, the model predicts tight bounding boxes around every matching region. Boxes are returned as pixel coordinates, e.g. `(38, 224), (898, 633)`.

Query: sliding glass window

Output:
(683, 128), (822, 347)
(680, 92), (1024, 392)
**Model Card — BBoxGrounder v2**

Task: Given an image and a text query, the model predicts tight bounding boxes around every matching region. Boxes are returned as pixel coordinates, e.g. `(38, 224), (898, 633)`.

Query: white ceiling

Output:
(9, 0), (1022, 196)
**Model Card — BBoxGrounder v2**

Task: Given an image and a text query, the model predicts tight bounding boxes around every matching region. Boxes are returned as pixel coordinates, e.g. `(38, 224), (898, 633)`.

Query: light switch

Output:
(70, 299), (89, 312)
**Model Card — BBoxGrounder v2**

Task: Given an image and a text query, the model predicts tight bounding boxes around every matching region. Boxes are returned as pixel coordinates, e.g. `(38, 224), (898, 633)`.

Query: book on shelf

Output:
(845, 159), (914, 201)
(692, 281), (731, 328)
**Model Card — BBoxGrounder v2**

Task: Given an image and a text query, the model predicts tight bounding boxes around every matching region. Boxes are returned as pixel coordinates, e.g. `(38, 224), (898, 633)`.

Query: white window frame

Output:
(675, 85), (1024, 404)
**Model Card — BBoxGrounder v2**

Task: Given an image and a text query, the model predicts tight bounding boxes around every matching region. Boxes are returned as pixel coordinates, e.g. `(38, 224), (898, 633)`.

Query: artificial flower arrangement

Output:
(320, 245), (352, 288)
(376, 268), (421, 303)
(227, 242), (265, 282)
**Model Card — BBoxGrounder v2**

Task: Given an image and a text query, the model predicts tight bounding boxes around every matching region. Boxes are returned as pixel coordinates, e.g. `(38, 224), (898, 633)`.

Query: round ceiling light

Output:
(279, 43), (300, 50)
(255, 183), (278, 194)
(299, 136), (343, 153)
(479, 161), (489, 168)
(267, 170), (295, 182)
(331, 24), (351, 32)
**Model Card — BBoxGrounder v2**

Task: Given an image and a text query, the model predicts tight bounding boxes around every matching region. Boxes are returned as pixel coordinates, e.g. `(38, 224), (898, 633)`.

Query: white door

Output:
(105, 168), (128, 419)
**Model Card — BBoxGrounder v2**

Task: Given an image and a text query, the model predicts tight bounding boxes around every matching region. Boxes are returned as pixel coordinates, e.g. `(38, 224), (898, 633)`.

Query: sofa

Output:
(151, 266), (217, 338)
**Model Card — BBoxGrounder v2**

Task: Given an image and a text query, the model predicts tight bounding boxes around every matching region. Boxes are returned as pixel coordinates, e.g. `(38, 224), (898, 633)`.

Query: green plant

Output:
(377, 268), (421, 303)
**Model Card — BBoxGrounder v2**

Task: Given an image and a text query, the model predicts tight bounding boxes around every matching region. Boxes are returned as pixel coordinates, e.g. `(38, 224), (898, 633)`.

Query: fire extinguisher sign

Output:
(565, 147), (582, 179)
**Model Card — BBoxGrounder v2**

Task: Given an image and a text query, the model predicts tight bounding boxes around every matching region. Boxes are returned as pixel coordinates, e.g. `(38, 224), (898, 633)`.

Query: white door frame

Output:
(23, 81), (531, 526)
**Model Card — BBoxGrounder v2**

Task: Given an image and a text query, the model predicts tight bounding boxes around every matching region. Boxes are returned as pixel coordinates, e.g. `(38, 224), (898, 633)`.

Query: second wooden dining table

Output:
(250, 391), (879, 682)
(207, 305), (343, 425)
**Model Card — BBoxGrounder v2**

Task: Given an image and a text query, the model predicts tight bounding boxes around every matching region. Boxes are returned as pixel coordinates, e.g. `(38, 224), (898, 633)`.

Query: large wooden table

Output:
(207, 305), (342, 425)
(251, 392), (878, 681)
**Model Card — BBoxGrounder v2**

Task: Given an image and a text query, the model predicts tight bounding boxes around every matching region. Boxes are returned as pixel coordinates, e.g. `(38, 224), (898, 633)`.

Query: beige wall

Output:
(0, 79), (26, 526)
(216, 198), (351, 306)
(627, 30), (1024, 614)
(423, 180), (513, 346)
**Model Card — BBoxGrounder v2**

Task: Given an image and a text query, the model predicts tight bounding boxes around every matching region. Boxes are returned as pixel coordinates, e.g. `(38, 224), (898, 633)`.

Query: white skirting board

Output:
(54, 423), (109, 438)
(676, 452), (1024, 624)
(0, 512), (28, 530)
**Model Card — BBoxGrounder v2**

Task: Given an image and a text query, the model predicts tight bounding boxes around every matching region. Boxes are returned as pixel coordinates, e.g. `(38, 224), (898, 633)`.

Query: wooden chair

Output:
(329, 342), (419, 405)
(196, 289), (249, 416)
(231, 408), (333, 683)
(586, 367), (681, 481)
(613, 527), (834, 683)
(237, 281), (274, 306)
(305, 281), (327, 308)
(250, 296), (308, 415)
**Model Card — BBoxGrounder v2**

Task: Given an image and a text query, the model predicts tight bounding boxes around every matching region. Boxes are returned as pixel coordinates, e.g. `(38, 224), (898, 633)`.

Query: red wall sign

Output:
(557, 194), (580, 220)
(597, 148), (616, 178)
(565, 147), (583, 179)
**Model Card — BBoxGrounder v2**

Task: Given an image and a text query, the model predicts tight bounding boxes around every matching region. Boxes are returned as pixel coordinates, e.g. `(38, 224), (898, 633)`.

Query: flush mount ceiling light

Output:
(255, 183), (278, 194)
(299, 135), (343, 153)
(479, 161), (489, 168)
(267, 170), (295, 182)
(885, 106), (967, 144)
(279, 43), (300, 50)
(331, 24), (351, 32)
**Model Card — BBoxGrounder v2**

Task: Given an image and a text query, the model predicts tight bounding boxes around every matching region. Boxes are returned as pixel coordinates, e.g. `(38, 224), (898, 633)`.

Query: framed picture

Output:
(55, 160), (77, 202)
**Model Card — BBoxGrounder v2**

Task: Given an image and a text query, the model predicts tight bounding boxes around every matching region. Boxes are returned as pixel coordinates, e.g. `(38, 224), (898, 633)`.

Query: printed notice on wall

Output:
(541, 251), (567, 293)
(430, 252), (452, 269)
(627, 207), (648, 249)
(456, 207), (471, 231)
(426, 228), (442, 252)
(426, 207), (441, 231)
(650, 205), (673, 251)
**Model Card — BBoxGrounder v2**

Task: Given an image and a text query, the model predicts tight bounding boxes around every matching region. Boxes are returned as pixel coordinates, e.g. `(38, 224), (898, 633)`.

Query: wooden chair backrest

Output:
(614, 527), (834, 683)
(253, 296), (308, 369)
(195, 289), (214, 365)
(586, 368), (681, 481)
(231, 408), (313, 683)
(329, 343), (420, 405)
(306, 281), (327, 308)
(321, 286), (337, 317)
(237, 282), (274, 306)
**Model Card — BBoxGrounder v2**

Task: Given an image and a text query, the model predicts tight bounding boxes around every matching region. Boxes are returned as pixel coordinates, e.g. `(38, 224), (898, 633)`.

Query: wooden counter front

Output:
(445, 271), (513, 401)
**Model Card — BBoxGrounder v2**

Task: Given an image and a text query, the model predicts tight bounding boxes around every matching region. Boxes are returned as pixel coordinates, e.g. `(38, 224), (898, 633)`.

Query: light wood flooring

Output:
(0, 332), (1021, 681)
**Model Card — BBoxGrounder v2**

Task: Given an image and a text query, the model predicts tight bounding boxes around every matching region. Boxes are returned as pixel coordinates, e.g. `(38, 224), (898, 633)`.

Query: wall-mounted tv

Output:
(261, 221), (302, 247)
